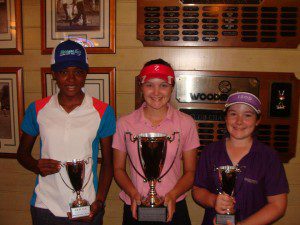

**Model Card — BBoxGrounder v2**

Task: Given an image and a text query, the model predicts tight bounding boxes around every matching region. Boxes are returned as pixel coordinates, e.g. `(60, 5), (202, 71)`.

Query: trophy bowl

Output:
(60, 159), (91, 218)
(138, 133), (167, 207)
(125, 132), (179, 222)
(215, 165), (240, 225)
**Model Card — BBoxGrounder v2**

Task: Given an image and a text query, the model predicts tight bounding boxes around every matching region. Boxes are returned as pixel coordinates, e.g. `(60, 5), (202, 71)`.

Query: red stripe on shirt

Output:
(92, 97), (108, 118)
(35, 96), (51, 115)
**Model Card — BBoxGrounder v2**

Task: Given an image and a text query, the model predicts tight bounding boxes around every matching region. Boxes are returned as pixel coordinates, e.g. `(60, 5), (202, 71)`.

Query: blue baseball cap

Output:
(51, 40), (89, 72)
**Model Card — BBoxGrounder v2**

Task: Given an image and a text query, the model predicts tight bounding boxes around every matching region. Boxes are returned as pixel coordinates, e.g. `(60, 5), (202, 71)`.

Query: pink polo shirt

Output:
(112, 103), (200, 205)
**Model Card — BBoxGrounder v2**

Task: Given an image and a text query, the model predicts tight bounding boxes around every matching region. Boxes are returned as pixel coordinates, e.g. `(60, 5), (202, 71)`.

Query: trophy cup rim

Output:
(65, 159), (85, 164)
(218, 165), (237, 171)
(138, 133), (168, 138)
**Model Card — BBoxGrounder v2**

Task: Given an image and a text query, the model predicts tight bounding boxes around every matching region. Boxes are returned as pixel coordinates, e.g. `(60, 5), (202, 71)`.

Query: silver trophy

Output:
(60, 158), (92, 218)
(215, 165), (241, 225)
(126, 132), (179, 222)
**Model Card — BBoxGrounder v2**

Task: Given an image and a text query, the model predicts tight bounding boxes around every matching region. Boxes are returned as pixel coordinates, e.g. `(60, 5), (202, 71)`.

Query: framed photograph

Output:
(41, 67), (116, 160)
(0, 0), (23, 54)
(0, 67), (24, 157)
(41, 0), (115, 54)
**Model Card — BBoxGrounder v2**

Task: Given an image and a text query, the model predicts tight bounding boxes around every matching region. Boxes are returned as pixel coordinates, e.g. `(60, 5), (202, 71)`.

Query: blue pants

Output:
(30, 206), (104, 225)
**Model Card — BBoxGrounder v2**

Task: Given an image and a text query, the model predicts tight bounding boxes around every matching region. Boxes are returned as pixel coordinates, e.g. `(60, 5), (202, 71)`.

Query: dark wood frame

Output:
(0, 0), (23, 54)
(41, 0), (116, 54)
(0, 67), (24, 158)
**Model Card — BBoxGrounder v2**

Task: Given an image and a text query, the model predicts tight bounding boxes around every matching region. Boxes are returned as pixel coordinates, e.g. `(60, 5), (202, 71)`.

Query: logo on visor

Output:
(168, 76), (174, 84)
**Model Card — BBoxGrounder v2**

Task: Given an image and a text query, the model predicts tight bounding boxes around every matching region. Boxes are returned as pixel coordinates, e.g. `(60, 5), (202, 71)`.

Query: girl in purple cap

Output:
(192, 92), (289, 225)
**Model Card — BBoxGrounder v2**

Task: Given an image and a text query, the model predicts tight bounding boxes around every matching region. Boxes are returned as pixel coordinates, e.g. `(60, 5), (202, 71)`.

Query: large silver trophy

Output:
(215, 165), (241, 225)
(126, 132), (179, 222)
(60, 158), (92, 219)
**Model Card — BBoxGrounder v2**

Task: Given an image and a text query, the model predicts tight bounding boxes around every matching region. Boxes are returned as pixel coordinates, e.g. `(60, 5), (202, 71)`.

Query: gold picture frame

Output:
(0, 0), (23, 54)
(0, 67), (24, 157)
(41, 0), (116, 54)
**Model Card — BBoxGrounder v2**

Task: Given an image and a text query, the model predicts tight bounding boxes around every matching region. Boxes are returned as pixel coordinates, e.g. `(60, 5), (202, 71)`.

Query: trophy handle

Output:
(214, 166), (223, 194)
(166, 131), (179, 142)
(125, 132), (147, 181)
(158, 132), (180, 181)
(59, 162), (76, 192)
(214, 165), (244, 195)
(81, 157), (92, 191)
(58, 157), (93, 193)
(125, 131), (137, 142)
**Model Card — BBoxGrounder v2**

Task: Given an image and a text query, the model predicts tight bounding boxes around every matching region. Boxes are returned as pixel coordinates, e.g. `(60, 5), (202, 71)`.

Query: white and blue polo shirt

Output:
(21, 93), (115, 217)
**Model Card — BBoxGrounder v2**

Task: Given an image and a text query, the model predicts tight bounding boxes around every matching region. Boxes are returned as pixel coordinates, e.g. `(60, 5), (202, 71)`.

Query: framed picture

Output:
(41, 0), (115, 54)
(0, 67), (24, 157)
(41, 67), (116, 160)
(0, 0), (23, 54)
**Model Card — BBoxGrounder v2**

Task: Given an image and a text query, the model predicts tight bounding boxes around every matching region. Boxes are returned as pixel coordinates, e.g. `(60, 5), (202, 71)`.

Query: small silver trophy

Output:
(126, 132), (179, 222)
(60, 158), (92, 218)
(215, 165), (241, 225)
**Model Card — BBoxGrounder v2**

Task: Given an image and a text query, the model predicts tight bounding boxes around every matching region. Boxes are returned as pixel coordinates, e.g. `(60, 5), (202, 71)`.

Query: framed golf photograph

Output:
(41, 0), (115, 54)
(41, 67), (116, 160)
(0, 0), (23, 54)
(0, 67), (24, 157)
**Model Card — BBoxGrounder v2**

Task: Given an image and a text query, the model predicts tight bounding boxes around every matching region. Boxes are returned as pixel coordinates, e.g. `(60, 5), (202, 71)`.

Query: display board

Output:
(135, 71), (300, 162)
(137, 0), (300, 48)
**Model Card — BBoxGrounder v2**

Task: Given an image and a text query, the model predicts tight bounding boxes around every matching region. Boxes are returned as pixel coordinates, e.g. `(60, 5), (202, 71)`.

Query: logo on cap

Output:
(59, 49), (82, 57)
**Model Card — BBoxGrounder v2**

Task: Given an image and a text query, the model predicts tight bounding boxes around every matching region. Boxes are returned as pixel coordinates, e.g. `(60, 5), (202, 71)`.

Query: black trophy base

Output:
(216, 213), (235, 225)
(137, 205), (167, 222)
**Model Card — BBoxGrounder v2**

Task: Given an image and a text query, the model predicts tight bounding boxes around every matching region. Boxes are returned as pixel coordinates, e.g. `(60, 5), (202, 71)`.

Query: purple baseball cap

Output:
(225, 92), (261, 114)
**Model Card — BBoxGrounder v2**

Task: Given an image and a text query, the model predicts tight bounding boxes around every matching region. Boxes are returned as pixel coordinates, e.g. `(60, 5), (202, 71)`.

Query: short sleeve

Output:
(97, 105), (116, 138)
(264, 151), (289, 196)
(112, 117), (127, 152)
(21, 102), (39, 137)
(181, 115), (200, 151)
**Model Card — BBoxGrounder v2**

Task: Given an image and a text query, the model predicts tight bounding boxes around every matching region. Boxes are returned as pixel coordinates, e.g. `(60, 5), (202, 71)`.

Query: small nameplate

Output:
(70, 205), (90, 218)
(138, 206), (167, 222)
(216, 214), (235, 225)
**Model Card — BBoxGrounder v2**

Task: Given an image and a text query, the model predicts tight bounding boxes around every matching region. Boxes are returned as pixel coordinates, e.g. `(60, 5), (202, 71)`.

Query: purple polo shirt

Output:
(194, 138), (289, 225)
(113, 103), (200, 205)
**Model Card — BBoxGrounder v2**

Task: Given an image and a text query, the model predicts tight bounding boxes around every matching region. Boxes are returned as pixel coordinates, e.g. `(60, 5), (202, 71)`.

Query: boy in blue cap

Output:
(17, 40), (116, 225)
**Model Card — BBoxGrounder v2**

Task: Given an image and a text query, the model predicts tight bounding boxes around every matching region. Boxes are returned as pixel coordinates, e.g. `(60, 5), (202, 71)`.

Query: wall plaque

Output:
(137, 0), (300, 48)
(135, 71), (300, 162)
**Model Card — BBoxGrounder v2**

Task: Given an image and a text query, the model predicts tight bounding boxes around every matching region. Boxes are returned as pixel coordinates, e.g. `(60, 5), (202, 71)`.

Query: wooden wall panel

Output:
(23, 5), (40, 28)
(0, 0), (299, 224)
(24, 28), (41, 50)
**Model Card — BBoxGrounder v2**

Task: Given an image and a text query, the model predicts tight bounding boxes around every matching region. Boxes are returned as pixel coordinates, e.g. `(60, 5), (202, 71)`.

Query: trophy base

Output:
(70, 205), (91, 218)
(137, 205), (167, 222)
(216, 213), (235, 225)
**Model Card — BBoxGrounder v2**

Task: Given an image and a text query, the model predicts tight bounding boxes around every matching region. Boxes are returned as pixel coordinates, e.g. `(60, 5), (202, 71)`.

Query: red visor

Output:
(139, 64), (175, 85)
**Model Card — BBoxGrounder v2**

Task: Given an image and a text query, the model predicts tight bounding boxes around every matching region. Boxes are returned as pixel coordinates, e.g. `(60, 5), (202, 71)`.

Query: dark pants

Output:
(30, 206), (103, 225)
(122, 200), (191, 225)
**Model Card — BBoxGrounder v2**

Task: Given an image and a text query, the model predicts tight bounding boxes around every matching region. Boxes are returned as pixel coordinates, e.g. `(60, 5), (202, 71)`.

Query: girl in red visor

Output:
(113, 59), (200, 225)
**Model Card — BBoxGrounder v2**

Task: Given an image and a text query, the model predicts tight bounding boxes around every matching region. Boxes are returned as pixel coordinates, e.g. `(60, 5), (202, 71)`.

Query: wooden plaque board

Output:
(137, 0), (300, 48)
(135, 71), (300, 163)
